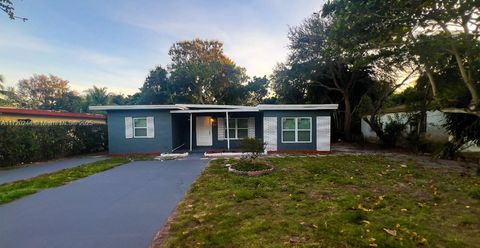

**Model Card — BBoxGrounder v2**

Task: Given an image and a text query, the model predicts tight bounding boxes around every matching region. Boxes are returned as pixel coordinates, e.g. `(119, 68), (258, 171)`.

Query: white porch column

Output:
(189, 113), (193, 151)
(225, 111), (230, 150)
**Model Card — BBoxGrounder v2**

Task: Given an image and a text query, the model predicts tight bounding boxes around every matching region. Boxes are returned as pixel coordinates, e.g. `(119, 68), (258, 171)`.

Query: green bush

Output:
(239, 138), (266, 159)
(0, 122), (107, 167)
(380, 120), (406, 148)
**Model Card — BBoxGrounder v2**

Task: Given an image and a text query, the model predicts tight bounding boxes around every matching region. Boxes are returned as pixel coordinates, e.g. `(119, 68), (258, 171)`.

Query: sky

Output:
(0, 0), (322, 95)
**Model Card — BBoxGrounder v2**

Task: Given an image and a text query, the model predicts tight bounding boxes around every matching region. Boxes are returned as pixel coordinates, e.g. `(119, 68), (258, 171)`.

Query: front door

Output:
(196, 116), (212, 146)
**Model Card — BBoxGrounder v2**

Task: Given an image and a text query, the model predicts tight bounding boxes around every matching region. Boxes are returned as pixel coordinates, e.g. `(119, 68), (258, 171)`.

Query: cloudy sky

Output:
(0, 0), (322, 95)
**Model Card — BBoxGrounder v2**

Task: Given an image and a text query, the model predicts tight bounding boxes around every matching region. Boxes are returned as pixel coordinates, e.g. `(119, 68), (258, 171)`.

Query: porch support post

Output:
(226, 111), (230, 151)
(189, 113), (193, 151)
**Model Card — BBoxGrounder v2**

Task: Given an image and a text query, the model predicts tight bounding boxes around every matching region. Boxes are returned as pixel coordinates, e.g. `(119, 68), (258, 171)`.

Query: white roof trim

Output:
(89, 104), (338, 111)
(89, 105), (181, 111)
(171, 108), (259, 114)
(174, 104), (251, 109)
(257, 104), (338, 110)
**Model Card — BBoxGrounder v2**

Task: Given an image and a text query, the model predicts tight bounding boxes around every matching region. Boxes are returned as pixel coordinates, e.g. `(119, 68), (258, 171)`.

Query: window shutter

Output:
(146, 117), (155, 138)
(248, 117), (255, 138)
(125, 117), (133, 139)
(316, 116), (331, 151)
(217, 117), (224, 140)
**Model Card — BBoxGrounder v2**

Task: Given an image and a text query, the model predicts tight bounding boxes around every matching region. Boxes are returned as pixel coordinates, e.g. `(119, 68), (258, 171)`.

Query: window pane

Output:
(298, 131), (310, 142)
(238, 129), (248, 138)
(134, 118), (147, 128)
(283, 118), (295, 129)
(283, 131), (295, 142)
(229, 129), (236, 139)
(237, 119), (248, 128)
(135, 128), (147, 137)
(298, 118), (311, 129)
(227, 119), (236, 128)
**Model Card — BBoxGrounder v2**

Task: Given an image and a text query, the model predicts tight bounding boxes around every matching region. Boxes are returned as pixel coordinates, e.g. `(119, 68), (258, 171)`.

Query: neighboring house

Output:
(89, 104), (338, 155)
(0, 107), (106, 124)
(361, 106), (479, 152)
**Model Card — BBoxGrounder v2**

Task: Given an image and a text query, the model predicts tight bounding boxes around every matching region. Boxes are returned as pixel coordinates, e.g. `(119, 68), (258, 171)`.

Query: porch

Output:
(170, 107), (263, 152)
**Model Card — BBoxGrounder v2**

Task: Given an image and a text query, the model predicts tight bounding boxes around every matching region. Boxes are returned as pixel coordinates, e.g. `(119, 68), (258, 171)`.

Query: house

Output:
(89, 104), (338, 154)
(361, 105), (479, 152)
(0, 107), (106, 124)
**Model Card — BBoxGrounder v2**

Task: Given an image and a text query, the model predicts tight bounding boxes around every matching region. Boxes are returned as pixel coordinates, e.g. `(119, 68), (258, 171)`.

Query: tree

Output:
(276, 13), (377, 139)
(138, 66), (174, 104)
(245, 76), (269, 105)
(17, 74), (72, 110)
(0, 0), (14, 19)
(85, 86), (111, 106)
(0, 74), (5, 100)
(168, 39), (248, 104)
(322, 0), (480, 117)
(1, 0), (27, 21)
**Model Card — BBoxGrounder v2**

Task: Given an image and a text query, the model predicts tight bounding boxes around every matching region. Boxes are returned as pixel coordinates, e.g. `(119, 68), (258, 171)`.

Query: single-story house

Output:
(89, 104), (338, 155)
(0, 107), (106, 124)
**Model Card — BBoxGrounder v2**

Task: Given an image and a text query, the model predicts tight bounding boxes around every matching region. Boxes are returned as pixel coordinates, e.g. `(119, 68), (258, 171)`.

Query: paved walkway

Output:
(0, 156), (207, 248)
(0, 155), (106, 184)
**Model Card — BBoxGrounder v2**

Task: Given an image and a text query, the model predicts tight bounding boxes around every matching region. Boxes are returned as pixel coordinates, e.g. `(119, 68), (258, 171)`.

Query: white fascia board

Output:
(256, 104), (339, 110)
(89, 105), (182, 111)
(170, 108), (259, 114)
(175, 104), (251, 109)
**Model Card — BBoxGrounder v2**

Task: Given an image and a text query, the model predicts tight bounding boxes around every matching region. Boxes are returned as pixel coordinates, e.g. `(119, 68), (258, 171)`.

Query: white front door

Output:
(196, 116), (213, 146)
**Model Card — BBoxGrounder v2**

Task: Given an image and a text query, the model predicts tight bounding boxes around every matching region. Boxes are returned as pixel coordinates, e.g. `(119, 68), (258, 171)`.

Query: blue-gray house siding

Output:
(100, 105), (335, 154)
(107, 110), (172, 154)
(263, 110), (330, 151)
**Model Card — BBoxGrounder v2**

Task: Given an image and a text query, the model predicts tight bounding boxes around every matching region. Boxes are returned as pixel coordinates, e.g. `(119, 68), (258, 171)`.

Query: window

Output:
(133, 117), (148, 138)
(224, 118), (249, 139)
(282, 117), (312, 143)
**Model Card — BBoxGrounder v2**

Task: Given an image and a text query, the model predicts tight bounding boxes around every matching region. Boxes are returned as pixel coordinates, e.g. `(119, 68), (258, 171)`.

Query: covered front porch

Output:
(170, 107), (263, 152)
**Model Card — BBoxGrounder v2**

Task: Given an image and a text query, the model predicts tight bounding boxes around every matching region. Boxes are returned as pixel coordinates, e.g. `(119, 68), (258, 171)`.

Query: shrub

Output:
(239, 138), (266, 159)
(379, 120), (406, 148)
(0, 122), (107, 167)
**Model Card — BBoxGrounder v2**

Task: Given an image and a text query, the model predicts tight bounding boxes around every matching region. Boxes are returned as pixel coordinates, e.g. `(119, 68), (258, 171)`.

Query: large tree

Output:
(168, 39), (249, 104)
(322, 0), (480, 116)
(17, 74), (72, 110)
(274, 13), (377, 139)
(138, 66), (173, 104)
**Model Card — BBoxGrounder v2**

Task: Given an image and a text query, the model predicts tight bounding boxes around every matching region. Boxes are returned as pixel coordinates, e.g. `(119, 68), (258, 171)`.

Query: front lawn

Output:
(158, 155), (480, 247)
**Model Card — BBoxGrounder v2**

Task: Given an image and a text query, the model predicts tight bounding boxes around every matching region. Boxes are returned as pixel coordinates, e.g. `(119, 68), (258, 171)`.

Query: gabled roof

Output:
(0, 108), (106, 120)
(89, 104), (339, 112)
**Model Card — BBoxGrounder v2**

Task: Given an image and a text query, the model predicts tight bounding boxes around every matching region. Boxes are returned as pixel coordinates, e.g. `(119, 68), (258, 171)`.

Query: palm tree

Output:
(85, 86), (110, 106)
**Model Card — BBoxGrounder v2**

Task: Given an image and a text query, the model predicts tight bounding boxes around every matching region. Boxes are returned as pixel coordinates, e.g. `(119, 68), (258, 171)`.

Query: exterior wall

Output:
(184, 112), (263, 151)
(0, 114), (106, 124)
(263, 110), (330, 151)
(107, 109), (172, 154)
(361, 111), (449, 143)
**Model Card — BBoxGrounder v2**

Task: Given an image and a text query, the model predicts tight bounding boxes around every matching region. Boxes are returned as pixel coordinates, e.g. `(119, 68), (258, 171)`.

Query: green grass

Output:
(0, 157), (130, 204)
(232, 159), (272, 171)
(160, 155), (480, 248)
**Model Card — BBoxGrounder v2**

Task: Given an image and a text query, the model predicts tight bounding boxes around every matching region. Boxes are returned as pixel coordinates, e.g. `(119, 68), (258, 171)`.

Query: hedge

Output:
(0, 122), (108, 167)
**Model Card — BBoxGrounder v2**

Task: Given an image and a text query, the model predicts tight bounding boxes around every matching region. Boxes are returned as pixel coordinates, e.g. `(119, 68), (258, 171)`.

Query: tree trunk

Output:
(343, 95), (352, 140)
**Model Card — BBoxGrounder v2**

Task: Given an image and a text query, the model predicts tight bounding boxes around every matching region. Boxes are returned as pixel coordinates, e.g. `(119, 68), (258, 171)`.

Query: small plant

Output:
(379, 120), (406, 148)
(239, 138), (266, 160)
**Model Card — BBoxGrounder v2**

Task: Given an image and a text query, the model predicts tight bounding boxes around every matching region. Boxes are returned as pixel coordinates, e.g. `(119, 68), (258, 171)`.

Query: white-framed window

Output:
(224, 118), (249, 139)
(133, 117), (148, 138)
(281, 117), (312, 143)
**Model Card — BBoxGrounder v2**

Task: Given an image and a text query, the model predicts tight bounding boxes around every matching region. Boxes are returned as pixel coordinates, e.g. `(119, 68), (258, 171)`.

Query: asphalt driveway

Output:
(0, 156), (207, 248)
(0, 155), (106, 184)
